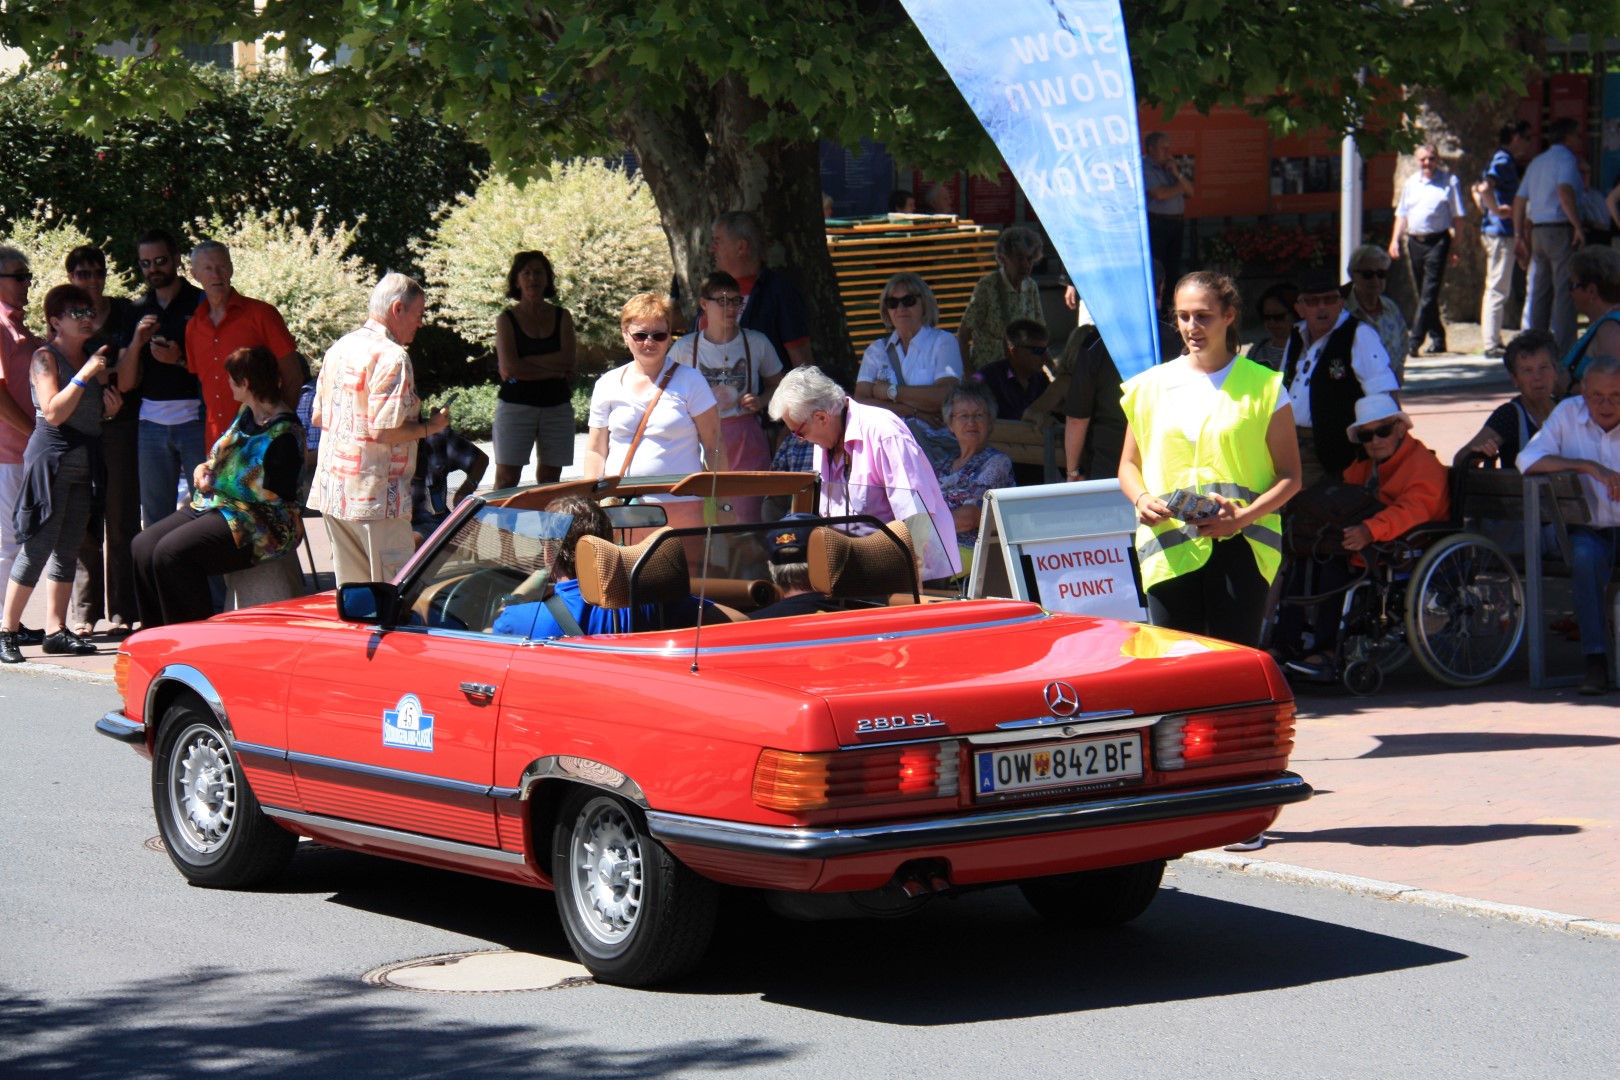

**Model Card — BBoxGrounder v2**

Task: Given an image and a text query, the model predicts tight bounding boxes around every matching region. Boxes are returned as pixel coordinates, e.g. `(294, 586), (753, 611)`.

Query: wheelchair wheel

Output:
(1404, 532), (1525, 687)
(1342, 658), (1383, 697)
(1340, 580), (1411, 676)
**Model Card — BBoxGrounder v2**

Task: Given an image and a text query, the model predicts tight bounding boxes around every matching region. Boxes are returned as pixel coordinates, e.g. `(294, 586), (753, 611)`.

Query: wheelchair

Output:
(1277, 521), (1527, 697)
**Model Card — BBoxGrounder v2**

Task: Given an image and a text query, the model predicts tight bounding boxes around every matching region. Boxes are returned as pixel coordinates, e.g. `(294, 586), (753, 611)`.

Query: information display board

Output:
(966, 479), (1147, 621)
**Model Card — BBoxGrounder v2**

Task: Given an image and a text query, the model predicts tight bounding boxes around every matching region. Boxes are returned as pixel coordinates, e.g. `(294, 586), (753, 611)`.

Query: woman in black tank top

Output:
(494, 250), (577, 486)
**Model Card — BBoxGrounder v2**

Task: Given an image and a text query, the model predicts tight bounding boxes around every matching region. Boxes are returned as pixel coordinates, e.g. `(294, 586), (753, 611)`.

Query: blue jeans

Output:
(1553, 524), (1618, 658)
(139, 418), (207, 529)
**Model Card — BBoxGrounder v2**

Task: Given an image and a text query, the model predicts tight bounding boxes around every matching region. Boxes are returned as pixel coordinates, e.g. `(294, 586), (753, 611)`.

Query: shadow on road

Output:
(1268, 823), (1580, 848)
(1358, 732), (1620, 758)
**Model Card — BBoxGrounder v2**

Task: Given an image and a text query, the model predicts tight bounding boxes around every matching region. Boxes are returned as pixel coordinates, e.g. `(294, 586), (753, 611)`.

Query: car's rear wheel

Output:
(152, 700), (296, 888)
(1019, 859), (1166, 927)
(551, 788), (718, 986)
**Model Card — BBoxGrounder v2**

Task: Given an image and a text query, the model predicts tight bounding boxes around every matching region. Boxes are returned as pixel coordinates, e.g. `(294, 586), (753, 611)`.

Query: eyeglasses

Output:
(951, 411), (991, 424)
(71, 268), (107, 280)
(628, 331), (670, 343)
(1355, 421), (1401, 443)
(66, 307), (96, 321)
(1355, 269), (1388, 280)
(0, 271), (33, 282)
(137, 255), (173, 269)
(1013, 343), (1049, 356)
(1261, 310), (1291, 322)
(789, 412), (819, 439)
(884, 294), (920, 310)
(1299, 294), (1342, 308)
(703, 294), (744, 308)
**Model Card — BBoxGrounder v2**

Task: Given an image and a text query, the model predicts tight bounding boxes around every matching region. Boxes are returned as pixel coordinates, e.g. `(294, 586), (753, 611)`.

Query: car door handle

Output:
(460, 682), (497, 704)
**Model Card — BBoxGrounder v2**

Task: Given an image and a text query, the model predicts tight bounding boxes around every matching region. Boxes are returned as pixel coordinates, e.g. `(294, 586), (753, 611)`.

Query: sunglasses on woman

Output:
(629, 331), (670, 343)
(884, 294), (920, 310)
(1355, 270), (1388, 280)
(1355, 421), (1400, 443)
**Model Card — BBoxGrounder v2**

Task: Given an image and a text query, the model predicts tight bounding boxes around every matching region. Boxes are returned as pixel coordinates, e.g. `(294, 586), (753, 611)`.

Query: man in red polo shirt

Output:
(185, 241), (300, 447)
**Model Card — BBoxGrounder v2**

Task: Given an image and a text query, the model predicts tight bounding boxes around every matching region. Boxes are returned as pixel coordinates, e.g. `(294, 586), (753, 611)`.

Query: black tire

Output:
(151, 700), (297, 888)
(1019, 859), (1166, 927)
(551, 788), (719, 986)
(1404, 532), (1525, 687)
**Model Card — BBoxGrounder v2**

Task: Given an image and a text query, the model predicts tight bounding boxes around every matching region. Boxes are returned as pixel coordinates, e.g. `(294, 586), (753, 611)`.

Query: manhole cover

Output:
(363, 950), (595, 994)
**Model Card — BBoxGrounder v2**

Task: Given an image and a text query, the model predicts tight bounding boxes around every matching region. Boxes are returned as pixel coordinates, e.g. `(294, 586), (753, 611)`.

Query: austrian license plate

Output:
(974, 733), (1144, 802)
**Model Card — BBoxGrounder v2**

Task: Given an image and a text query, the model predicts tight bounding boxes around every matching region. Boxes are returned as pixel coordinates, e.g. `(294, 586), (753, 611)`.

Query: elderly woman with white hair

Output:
(768, 365), (960, 583)
(1344, 243), (1411, 385)
(309, 272), (449, 585)
(957, 226), (1046, 374)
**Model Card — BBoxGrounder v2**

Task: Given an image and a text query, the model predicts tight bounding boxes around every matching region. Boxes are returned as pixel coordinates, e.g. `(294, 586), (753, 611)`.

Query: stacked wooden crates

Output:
(825, 215), (999, 358)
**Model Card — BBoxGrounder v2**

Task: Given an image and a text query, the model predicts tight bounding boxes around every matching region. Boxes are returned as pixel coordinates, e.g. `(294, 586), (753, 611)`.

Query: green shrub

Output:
(415, 161), (672, 357)
(196, 211), (372, 363)
(1, 209), (135, 327)
(424, 382), (499, 441)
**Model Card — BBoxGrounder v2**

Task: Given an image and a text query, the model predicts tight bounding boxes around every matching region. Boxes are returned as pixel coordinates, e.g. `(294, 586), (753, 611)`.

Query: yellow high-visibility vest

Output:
(1121, 356), (1285, 591)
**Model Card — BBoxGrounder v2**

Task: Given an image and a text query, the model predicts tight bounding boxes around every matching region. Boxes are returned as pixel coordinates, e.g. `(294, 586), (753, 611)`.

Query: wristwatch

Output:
(886, 382), (899, 402)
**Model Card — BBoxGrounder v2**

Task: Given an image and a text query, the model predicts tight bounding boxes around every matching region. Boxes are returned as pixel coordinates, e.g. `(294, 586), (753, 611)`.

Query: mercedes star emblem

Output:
(1043, 681), (1080, 717)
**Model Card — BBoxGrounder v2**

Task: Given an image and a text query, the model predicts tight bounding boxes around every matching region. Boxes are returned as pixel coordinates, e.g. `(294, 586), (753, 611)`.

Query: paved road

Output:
(3, 677), (1616, 1079)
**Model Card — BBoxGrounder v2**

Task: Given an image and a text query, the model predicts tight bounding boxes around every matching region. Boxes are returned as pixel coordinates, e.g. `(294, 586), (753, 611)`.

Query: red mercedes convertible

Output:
(98, 472), (1309, 986)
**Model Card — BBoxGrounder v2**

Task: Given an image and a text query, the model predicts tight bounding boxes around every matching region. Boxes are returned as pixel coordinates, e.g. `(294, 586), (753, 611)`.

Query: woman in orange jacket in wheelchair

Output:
(1284, 393), (1449, 680)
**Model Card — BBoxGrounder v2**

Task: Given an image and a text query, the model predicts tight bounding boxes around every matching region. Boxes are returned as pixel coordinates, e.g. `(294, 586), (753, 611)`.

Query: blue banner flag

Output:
(898, 0), (1160, 377)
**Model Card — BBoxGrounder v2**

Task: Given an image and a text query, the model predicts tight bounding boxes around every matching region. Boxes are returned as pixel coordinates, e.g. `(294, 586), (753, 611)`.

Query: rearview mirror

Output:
(605, 503), (668, 530)
(337, 582), (400, 626)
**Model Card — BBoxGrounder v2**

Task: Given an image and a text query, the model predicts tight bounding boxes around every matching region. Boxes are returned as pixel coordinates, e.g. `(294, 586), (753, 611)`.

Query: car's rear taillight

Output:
(1154, 702), (1295, 769)
(753, 741), (960, 812)
(114, 651), (130, 704)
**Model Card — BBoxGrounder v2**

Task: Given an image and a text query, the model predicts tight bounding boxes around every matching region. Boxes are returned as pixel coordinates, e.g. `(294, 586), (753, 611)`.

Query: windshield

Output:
(396, 480), (958, 640)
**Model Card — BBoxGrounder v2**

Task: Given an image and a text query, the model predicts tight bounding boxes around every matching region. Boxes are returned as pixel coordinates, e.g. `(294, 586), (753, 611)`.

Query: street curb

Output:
(0, 660), (115, 685)
(1183, 850), (1620, 940)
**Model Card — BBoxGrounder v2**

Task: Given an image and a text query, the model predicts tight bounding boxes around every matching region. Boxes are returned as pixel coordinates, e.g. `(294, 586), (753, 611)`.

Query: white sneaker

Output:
(1224, 835), (1267, 852)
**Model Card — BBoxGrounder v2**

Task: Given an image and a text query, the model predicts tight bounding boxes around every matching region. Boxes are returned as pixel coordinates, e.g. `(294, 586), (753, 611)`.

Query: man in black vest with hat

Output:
(1282, 266), (1400, 487)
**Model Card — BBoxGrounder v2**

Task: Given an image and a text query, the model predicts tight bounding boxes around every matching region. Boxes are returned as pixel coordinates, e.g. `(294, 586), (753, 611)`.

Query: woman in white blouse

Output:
(584, 293), (726, 530)
(853, 273), (962, 429)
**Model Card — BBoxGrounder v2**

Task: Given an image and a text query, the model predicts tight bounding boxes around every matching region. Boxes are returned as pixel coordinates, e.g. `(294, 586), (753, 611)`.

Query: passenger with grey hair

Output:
(768, 366), (960, 582)
(1344, 243), (1411, 384)
(309, 272), (446, 584)
(957, 226), (1046, 374)
(936, 380), (1014, 577)
(183, 239), (301, 447)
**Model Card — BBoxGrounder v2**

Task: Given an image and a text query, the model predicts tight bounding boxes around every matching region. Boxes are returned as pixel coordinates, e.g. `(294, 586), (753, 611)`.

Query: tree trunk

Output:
(616, 76), (855, 384)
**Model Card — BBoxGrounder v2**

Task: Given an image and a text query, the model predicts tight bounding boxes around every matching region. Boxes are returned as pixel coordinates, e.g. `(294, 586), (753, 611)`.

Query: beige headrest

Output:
(575, 527), (690, 610)
(808, 520), (917, 598)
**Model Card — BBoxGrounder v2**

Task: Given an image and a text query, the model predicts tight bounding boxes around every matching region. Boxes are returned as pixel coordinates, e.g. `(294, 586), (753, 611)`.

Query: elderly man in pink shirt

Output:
(769, 365), (960, 582)
(0, 245), (45, 643)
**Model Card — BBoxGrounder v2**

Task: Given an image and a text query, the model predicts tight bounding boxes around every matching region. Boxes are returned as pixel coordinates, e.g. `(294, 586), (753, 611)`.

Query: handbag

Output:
(1285, 477), (1383, 556)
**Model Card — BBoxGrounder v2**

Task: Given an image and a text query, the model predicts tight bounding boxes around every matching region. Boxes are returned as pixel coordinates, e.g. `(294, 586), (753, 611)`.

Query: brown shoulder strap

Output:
(616, 362), (678, 478)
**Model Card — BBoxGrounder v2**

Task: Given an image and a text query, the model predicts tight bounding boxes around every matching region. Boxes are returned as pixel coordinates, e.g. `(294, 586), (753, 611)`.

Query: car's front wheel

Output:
(1019, 859), (1166, 927)
(551, 788), (718, 986)
(152, 700), (296, 888)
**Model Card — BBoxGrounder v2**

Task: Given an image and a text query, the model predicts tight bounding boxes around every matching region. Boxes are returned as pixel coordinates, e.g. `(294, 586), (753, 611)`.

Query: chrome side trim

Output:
(646, 773), (1313, 859)
(516, 756), (649, 806)
(967, 714), (1162, 745)
(95, 710), (145, 744)
(145, 664), (232, 738)
(996, 709), (1135, 730)
(286, 749), (502, 798)
(263, 807), (529, 867)
(538, 612), (1051, 657)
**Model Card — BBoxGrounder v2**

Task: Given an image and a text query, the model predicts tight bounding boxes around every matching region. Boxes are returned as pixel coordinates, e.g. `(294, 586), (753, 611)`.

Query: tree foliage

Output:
(0, 211), (136, 327)
(0, 68), (486, 275)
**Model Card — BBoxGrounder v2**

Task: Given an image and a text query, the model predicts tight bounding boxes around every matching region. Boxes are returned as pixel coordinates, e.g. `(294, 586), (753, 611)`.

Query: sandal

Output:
(71, 623), (94, 639)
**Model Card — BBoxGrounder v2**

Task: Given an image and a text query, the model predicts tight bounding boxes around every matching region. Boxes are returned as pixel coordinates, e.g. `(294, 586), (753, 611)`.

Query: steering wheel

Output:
(431, 568), (517, 631)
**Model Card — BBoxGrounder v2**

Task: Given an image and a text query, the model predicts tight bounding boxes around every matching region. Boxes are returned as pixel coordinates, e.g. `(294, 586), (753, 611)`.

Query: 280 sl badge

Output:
(855, 713), (946, 734)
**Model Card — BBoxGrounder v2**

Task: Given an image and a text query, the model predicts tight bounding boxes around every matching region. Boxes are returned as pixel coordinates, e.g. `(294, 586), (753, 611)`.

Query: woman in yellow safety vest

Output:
(1118, 271), (1301, 647)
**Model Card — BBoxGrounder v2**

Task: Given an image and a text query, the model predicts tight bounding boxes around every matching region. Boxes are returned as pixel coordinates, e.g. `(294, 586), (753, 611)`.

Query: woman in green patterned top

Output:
(956, 226), (1047, 375)
(131, 345), (305, 628)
